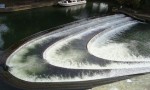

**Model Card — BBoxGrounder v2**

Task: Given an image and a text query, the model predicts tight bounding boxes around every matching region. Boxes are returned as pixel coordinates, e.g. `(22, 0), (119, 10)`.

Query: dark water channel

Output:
(0, 1), (150, 90)
(0, 1), (113, 51)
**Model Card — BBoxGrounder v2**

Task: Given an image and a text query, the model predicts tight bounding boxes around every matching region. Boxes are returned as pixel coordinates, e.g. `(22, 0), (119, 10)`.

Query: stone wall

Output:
(115, 0), (150, 9)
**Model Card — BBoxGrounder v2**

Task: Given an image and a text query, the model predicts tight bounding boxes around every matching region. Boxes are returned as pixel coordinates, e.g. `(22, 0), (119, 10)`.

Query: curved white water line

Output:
(6, 14), (125, 65)
(9, 68), (150, 82)
(87, 20), (150, 62)
(5, 14), (150, 82)
(43, 18), (150, 69)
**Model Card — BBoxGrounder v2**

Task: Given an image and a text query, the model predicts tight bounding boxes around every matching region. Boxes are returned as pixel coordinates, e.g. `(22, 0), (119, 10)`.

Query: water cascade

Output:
(5, 14), (150, 83)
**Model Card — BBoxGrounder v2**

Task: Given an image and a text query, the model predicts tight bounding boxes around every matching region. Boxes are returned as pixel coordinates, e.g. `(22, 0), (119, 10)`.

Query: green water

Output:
(1, 1), (150, 90)
(0, 1), (112, 90)
(0, 1), (112, 51)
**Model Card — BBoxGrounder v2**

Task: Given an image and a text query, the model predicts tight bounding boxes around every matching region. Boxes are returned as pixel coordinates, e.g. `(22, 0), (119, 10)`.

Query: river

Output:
(0, 1), (150, 90)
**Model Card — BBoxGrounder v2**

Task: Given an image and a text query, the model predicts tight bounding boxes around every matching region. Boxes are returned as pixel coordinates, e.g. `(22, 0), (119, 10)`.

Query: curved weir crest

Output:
(87, 22), (150, 62)
(43, 18), (144, 69)
(5, 14), (150, 82)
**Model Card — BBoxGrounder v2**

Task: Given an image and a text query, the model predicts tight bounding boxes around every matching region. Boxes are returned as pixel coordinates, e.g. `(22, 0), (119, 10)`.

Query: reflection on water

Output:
(0, 1), (111, 50)
(60, 4), (86, 13)
(92, 2), (108, 13)
(1, 1), (150, 90)
(0, 24), (9, 49)
(60, 4), (87, 19)
(6, 14), (150, 83)
(60, 2), (109, 19)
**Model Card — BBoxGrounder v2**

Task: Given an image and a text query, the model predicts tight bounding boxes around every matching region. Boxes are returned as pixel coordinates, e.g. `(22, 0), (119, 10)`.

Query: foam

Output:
(43, 19), (141, 69)
(7, 14), (125, 65)
(5, 14), (150, 83)
(88, 21), (150, 62)
(9, 67), (150, 82)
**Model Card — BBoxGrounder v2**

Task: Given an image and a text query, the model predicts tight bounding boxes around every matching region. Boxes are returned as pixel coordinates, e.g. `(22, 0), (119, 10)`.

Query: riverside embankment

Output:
(0, 1), (150, 90)
(0, 1), (58, 12)
(114, 0), (150, 22)
(1, 0), (149, 22)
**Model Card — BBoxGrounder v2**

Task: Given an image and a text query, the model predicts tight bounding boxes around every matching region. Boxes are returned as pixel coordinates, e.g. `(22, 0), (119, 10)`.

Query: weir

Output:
(1, 14), (150, 89)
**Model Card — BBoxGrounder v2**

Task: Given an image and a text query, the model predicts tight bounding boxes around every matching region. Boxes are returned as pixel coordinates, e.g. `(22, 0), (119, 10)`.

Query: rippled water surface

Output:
(0, 1), (150, 90)
(5, 14), (150, 82)
(0, 1), (112, 50)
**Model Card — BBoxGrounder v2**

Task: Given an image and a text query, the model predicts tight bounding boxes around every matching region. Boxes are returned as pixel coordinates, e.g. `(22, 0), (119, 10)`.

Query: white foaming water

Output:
(6, 14), (125, 65)
(6, 14), (125, 58)
(63, 4), (86, 14)
(6, 14), (150, 83)
(43, 17), (132, 51)
(9, 67), (150, 82)
(6, 15), (126, 78)
(88, 21), (150, 62)
(43, 19), (149, 69)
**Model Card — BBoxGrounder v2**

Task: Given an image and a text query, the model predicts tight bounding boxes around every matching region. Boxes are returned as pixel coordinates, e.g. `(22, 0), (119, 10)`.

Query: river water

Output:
(0, 1), (113, 50)
(0, 1), (150, 90)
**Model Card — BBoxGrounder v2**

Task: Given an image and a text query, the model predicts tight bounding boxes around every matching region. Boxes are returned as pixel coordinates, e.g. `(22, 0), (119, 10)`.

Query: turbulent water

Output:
(88, 22), (150, 62)
(6, 14), (150, 82)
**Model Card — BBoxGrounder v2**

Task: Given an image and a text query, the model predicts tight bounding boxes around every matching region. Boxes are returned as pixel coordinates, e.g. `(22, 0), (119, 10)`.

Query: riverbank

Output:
(1, 1), (150, 23)
(0, 1), (57, 12)
(112, 7), (150, 23)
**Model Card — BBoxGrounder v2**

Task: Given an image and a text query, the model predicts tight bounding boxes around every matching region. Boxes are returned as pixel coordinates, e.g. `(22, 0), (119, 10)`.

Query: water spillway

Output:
(5, 14), (150, 84)
(87, 22), (150, 62)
